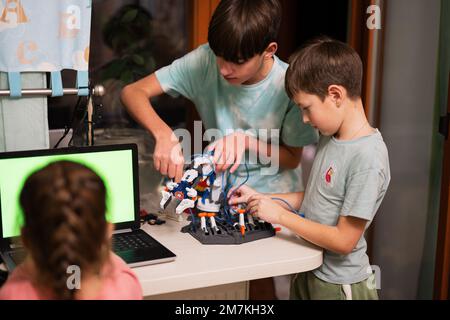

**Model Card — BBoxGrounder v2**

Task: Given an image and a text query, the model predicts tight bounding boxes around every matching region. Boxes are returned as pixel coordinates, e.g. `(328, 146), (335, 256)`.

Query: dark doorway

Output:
(278, 0), (349, 61)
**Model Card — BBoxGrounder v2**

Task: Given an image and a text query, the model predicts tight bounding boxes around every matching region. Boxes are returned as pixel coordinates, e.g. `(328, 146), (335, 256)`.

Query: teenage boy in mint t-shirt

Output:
(121, 0), (317, 193)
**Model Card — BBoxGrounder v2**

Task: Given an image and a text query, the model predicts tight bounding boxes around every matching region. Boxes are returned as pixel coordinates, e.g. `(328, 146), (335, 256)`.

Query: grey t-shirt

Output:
(300, 129), (390, 284)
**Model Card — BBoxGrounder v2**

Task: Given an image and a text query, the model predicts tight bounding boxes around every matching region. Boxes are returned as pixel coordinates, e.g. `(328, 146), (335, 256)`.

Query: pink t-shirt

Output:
(0, 253), (143, 300)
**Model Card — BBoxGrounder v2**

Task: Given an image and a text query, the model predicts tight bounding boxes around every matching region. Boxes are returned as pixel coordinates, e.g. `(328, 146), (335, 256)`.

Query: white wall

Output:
(372, 0), (441, 299)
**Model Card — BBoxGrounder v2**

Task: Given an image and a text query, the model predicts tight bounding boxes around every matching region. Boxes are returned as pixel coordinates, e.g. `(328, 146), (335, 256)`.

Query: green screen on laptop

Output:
(0, 149), (136, 239)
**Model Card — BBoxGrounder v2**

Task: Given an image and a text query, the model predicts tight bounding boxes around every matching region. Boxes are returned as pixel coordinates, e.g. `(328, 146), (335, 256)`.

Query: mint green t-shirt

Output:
(155, 44), (318, 193)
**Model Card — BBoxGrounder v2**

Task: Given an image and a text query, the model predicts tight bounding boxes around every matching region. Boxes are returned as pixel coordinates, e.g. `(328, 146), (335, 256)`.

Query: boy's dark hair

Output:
(285, 36), (363, 101)
(20, 161), (109, 300)
(208, 0), (281, 63)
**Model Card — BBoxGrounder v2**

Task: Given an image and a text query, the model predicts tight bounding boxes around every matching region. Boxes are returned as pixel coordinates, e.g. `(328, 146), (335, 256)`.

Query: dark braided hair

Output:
(20, 161), (110, 300)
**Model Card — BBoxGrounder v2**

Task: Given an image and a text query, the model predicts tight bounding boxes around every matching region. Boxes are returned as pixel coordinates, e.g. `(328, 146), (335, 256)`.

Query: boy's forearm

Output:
(278, 211), (350, 255)
(247, 137), (302, 169)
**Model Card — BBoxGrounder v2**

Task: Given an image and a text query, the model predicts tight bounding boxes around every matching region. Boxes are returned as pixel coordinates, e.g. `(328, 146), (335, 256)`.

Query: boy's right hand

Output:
(227, 185), (259, 205)
(154, 130), (185, 183)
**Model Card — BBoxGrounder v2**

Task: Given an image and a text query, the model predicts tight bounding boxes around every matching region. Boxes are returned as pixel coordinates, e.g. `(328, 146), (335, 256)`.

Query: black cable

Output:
(53, 96), (83, 148)
(68, 107), (88, 147)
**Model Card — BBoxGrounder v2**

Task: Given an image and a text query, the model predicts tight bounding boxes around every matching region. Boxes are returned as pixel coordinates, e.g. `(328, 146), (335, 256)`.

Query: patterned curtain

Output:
(0, 0), (92, 97)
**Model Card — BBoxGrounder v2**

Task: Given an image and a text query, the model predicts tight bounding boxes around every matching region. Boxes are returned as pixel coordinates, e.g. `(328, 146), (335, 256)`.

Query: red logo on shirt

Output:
(325, 167), (334, 184)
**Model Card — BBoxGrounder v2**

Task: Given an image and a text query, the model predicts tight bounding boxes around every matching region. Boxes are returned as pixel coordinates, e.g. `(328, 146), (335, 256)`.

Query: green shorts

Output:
(290, 271), (379, 300)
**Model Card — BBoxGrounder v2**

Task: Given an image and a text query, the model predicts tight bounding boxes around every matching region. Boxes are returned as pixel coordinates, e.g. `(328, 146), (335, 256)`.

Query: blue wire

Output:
(188, 207), (196, 223)
(188, 208), (198, 231)
(220, 171), (229, 219)
(223, 163), (250, 224)
(225, 173), (238, 195)
(232, 163), (250, 197)
(221, 171), (228, 207)
(189, 152), (252, 225)
(270, 197), (305, 218)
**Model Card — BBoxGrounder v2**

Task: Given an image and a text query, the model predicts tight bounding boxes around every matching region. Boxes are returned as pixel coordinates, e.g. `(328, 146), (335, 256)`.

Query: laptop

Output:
(0, 144), (176, 270)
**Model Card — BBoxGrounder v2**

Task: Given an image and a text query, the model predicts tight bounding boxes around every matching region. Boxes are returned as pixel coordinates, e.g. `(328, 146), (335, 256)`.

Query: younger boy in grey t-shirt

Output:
(228, 37), (390, 300)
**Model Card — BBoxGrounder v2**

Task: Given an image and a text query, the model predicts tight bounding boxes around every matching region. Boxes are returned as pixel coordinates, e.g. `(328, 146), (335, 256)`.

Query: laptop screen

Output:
(0, 144), (139, 239)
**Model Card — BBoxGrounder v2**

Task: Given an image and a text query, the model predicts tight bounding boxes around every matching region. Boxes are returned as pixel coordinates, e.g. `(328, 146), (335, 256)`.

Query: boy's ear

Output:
(328, 85), (345, 107)
(264, 42), (278, 59)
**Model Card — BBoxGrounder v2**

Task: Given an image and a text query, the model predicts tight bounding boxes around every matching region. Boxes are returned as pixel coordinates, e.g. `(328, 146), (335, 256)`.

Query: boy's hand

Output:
(207, 132), (254, 173)
(247, 194), (287, 225)
(227, 185), (259, 205)
(154, 130), (185, 183)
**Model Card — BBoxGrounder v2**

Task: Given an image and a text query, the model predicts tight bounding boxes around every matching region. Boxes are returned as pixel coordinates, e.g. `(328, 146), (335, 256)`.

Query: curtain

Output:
(0, 0), (92, 97)
(0, 0), (92, 151)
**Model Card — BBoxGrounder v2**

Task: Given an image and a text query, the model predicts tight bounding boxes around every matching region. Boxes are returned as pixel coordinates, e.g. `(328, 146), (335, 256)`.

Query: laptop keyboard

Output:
(112, 229), (157, 252)
(3, 230), (174, 269)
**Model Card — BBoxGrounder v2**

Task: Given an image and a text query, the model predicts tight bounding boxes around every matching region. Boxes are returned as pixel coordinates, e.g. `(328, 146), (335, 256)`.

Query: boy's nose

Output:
(302, 114), (310, 124)
(218, 60), (233, 77)
(220, 67), (233, 77)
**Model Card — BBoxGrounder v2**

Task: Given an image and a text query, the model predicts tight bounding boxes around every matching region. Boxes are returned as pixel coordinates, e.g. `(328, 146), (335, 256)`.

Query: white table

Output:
(134, 217), (323, 299)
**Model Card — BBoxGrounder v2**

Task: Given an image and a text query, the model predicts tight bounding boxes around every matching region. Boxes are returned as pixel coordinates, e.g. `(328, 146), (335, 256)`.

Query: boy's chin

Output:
(224, 77), (242, 85)
(318, 129), (333, 136)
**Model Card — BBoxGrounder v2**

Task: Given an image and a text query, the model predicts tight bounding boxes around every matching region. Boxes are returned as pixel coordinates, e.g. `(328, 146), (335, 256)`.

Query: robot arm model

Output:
(159, 154), (228, 231)
(159, 153), (259, 239)
(160, 155), (219, 214)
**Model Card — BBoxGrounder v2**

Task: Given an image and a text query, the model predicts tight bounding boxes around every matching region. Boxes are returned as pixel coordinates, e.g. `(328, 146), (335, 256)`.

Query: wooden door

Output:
(186, 0), (220, 147)
(348, 0), (385, 259)
(190, 0), (220, 49)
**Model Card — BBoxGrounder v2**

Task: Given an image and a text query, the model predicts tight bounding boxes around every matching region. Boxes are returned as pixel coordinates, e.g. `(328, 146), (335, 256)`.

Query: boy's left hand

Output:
(208, 132), (254, 173)
(247, 194), (286, 225)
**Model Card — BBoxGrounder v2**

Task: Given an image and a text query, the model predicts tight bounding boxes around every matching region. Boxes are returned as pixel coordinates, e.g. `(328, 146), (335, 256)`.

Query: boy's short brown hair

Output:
(208, 0), (281, 63)
(285, 37), (363, 101)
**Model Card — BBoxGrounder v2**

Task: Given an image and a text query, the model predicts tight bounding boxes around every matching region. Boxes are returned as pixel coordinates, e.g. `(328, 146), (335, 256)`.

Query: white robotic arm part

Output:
(193, 155), (214, 176)
(182, 169), (199, 183)
(166, 181), (178, 191)
(186, 187), (197, 198)
(196, 171), (224, 213)
(193, 155), (209, 168)
(160, 190), (172, 209)
(175, 198), (196, 214)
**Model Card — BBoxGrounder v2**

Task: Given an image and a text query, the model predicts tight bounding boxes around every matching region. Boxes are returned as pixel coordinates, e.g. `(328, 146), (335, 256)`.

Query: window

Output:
(48, 0), (191, 142)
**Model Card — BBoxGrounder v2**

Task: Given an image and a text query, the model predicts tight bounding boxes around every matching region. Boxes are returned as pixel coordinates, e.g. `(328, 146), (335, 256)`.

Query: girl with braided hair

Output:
(0, 161), (142, 299)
